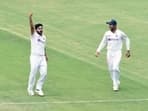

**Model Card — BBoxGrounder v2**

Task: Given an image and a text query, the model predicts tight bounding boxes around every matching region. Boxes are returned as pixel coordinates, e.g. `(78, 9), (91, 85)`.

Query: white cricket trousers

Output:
(107, 50), (122, 87)
(28, 55), (47, 91)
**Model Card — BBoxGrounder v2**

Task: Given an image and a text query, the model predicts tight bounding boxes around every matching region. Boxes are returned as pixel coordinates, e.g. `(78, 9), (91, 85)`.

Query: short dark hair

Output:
(35, 23), (43, 29)
(106, 19), (117, 26)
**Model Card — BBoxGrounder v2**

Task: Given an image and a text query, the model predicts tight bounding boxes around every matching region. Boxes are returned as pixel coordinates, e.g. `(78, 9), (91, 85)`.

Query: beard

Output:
(37, 31), (43, 36)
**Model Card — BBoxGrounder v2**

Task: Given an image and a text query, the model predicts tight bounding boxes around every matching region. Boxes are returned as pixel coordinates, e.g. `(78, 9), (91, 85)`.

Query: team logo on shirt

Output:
(107, 36), (119, 41)
(107, 34), (120, 41)
(107, 38), (119, 41)
(37, 38), (45, 44)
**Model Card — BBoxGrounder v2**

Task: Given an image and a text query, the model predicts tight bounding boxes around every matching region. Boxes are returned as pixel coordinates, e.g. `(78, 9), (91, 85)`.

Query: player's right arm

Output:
(29, 13), (34, 35)
(95, 33), (107, 57)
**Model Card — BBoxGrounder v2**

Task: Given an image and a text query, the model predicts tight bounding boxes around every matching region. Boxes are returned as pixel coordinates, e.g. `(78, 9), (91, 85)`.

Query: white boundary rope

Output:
(0, 98), (148, 105)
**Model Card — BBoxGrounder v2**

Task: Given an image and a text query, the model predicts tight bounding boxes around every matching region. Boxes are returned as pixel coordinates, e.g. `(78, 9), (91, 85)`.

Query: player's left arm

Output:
(45, 48), (48, 61)
(122, 32), (131, 58)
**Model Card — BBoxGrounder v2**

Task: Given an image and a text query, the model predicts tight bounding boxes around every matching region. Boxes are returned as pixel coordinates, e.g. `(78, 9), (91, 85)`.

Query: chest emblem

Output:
(37, 38), (45, 44)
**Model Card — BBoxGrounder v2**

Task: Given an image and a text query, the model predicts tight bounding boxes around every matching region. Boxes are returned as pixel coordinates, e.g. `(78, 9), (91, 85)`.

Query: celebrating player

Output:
(27, 13), (48, 96)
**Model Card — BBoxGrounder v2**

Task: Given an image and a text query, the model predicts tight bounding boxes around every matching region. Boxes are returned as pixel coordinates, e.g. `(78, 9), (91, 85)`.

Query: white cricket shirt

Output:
(97, 29), (130, 52)
(30, 32), (46, 56)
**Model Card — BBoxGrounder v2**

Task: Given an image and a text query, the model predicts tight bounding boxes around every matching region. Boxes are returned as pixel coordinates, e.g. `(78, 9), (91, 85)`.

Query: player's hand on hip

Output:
(125, 50), (131, 58)
(95, 51), (100, 57)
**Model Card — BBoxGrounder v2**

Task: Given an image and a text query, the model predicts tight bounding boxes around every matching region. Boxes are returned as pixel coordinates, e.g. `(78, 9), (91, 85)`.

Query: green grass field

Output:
(0, 0), (148, 111)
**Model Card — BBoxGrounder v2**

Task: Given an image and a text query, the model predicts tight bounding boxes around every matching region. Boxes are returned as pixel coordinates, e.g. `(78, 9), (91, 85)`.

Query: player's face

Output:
(36, 26), (43, 36)
(109, 25), (116, 31)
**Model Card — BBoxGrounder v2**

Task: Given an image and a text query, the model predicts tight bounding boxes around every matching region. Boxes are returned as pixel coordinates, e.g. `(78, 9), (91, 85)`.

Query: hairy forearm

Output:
(29, 17), (33, 28)
(45, 48), (47, 56)
(45, 48), (48, 61)
(29, 13), (34, 34)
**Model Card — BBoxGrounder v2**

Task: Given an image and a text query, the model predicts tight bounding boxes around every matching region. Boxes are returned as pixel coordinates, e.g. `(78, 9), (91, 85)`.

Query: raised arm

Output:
(29, 13), (34, 35)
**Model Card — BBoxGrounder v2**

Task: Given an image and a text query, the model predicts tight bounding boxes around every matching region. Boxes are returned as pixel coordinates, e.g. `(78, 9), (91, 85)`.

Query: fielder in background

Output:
(27, 13), (48, 96)
(95, 19), (131, 91)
